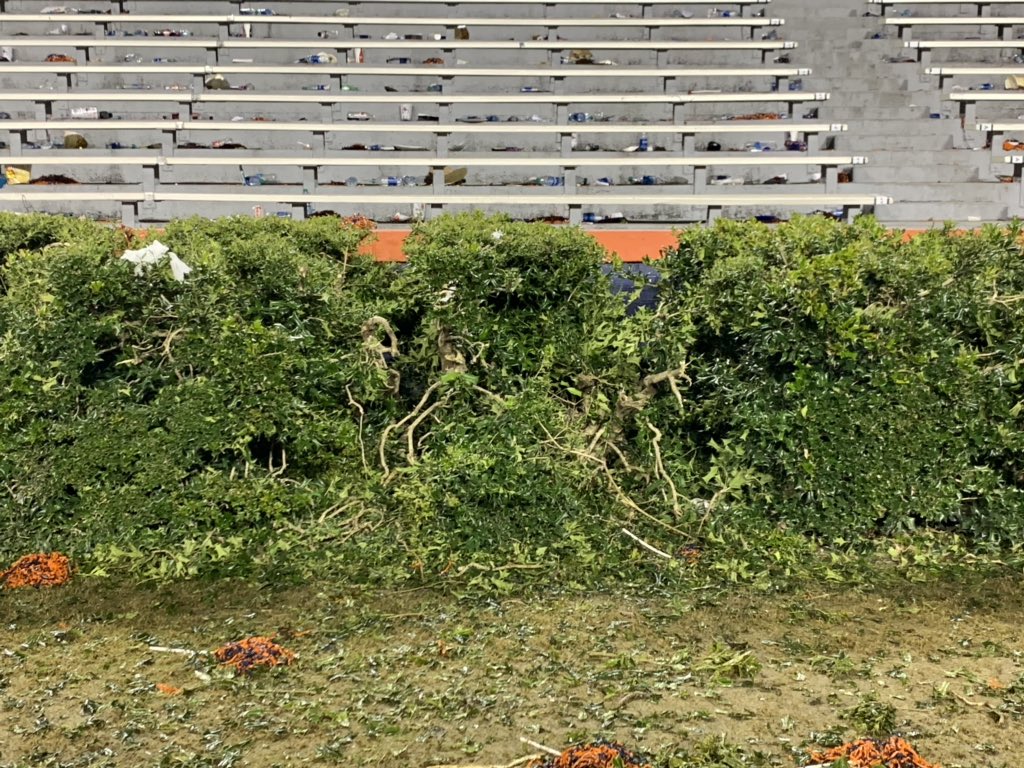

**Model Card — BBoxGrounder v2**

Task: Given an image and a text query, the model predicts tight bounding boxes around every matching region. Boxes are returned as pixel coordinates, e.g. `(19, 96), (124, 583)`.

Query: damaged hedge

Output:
(0, 212), (1021, 586)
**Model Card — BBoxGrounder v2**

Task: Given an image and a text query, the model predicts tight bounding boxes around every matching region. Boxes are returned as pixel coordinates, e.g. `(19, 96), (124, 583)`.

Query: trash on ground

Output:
(527, 741), (653, 768)
(30, 174), (80, 184)
(808, 736), (941, 768)
(214, 636), (295, 675)
(1, 552), (73, 589)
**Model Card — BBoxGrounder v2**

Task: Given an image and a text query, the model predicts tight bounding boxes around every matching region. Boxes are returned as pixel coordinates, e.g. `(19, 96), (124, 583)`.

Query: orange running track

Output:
(361, 228), (955, 262)
(362, 228), (681, 263)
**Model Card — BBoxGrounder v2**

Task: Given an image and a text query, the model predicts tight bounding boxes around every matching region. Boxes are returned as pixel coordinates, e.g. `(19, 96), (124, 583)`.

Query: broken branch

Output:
(379, 381), (442, 477)
(621, 528), (672, 560)
(646, 420), (682, 518)
(519, 737), (561, 756)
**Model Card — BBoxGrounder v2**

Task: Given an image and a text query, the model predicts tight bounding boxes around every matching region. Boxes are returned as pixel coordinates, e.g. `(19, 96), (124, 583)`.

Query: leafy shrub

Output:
(1, 212), (1023, 588)
(0, 216), (383, 571)
(660, 218), (1024, 543)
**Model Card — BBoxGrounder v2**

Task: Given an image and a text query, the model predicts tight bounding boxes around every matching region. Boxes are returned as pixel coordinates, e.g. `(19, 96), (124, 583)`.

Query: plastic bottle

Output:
(638, 134), (649, 152)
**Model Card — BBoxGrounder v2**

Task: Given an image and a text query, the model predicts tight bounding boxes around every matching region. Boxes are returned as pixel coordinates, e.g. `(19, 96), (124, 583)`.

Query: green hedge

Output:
(662, 218), (1024, 544)
(0, 213), (1021, 585)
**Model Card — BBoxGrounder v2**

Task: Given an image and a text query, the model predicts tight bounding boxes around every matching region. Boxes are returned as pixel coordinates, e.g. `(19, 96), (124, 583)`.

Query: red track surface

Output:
(362, 228), (963, 263)
(362, 229), (681, 263)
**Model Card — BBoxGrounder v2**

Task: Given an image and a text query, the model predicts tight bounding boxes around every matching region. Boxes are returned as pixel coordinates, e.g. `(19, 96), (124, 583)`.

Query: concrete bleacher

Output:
(0, 118), (849, 153)
(870, 0), (1024, 221)
(744, 0), (1024, 226)
(887, 16), (1024, 41)
(0, 0), (893, 225)
(868, 0), (1022, 13)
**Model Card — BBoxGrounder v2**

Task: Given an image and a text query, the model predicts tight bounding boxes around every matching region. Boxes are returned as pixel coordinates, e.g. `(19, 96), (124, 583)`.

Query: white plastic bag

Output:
(120, 240), (192, 282)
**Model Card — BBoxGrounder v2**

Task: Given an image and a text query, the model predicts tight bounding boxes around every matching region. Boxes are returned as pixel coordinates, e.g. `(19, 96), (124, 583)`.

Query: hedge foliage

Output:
(0, 213), (1021, 586)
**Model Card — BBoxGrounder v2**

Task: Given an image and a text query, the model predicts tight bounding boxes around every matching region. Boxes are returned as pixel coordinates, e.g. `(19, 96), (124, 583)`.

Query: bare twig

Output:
(361, 315), (399, 359)
(472, 385), (506, 404)
(585, 425), (607, 456)
(519, 737), (561, 757)
(438, 325), (467, 373)
(337, 521), (376, 546)
(641, 362), (691, 399)
(667, 374), (686, 413)
(317, 500), (359, 525)
(538, 424), (691, 540)
(988, 291), (1024, 306)
(602, 462), (692, 539)
(149, 645), (209, 658)
(453, 562), (544, 576)
(378, 381), (442, 477)
(646, 421), (682, 518)
(604, 441), (638, 474)
(945, 689), (1006, 724)
(425, 755), (542, 768)
(406, 397), (449, 465)
(345, 385), (369, 473)
(696, 485), (731, 533)
(268, 447), (287, 478)
(621, 528), (672, 560)
(601, 463), (650, 520)
(609, 690), (656, 710)
(362, 315), (400, 393)
(160, 326), (186, 364)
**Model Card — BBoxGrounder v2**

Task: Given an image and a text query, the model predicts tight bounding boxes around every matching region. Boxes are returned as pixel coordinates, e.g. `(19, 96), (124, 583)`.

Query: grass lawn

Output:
(2, 577), (1022, 767)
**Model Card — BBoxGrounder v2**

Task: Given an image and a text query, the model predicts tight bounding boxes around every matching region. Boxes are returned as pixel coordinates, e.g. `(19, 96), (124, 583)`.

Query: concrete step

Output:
(824, 106), (942, 119)
(856, 148), (994, 166)
(856, 163), (1009, 183)
(880, 201), (1013, 223)
(847, 180), (1017, 202)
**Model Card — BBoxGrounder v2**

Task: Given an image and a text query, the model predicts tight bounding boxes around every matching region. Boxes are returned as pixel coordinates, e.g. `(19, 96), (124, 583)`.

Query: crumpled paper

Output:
(120, 240), (192, 282)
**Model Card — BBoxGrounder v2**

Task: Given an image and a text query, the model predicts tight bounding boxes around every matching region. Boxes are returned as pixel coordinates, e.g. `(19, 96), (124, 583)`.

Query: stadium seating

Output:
(976, 119), (1024, 150)
(887, 16), (1024, 42)
(840, 0), (1024, 223)
(867, 0), (1019, 13)
(0, 0), (892, 225)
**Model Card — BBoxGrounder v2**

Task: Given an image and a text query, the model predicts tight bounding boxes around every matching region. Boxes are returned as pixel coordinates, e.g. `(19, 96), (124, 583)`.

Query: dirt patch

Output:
(1, 579), (1021, 767)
